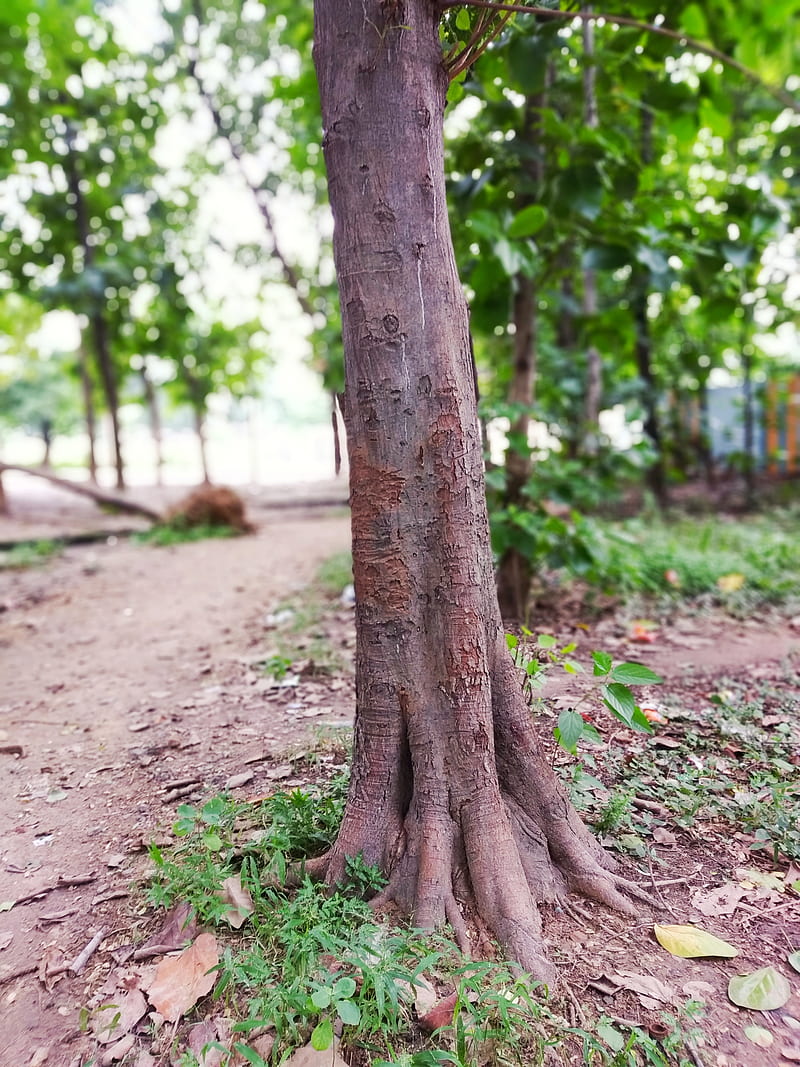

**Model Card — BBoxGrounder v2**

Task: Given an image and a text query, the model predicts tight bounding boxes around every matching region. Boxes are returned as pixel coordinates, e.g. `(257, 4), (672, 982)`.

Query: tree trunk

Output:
(311, 0), (643, 980)
(140, 364), (165, 486)
(495, 90), (545, 622)
(64, 119), (125, 489)
(0, 469), (8, 517)
(78, 337), (98, 484)
(581, 8), (602, 451)
(496, 274), (536, 621)
(633, 106), (666, 505)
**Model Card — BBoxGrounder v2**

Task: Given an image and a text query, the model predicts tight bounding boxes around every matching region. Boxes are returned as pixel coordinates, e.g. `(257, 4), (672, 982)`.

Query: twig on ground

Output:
(69, 929), (107, 974)
(10, 874), (96, 908)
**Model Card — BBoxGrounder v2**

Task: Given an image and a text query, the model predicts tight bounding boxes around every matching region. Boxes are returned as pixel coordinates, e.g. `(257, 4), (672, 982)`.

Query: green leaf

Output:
(234, 1044), (269, 1067)
(507, 204), (548, 239)
(555, 710), (586, 754)
(455, 8), (471, 30)
(311, 989), (332, 1010)
(537, 634), (556, 649)
(744, 1026), (774, 1049)
(332, 976), (357, 999)
(336, 998), (361, 1026)
(654, 923), (739, 958)
(506, 633), (519, 651)
(591, 651), (613, 676)
(609, 662), (663, 685)
(788, 951), (800, 973)
(202, 832), (223, 852)
(728, 967), (791, 1011)
(602, 683), (637, 725)
(310, 1019), (334, 1051)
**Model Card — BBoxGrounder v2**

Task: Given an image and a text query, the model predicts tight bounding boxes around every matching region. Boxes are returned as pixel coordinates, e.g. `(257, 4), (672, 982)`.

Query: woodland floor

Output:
(0, 475), (799, 1067)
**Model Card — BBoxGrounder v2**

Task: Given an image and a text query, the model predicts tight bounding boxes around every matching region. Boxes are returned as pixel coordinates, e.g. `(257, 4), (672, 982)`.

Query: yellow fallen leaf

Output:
(146, 933), (219, 1022)
(654, 923), (739, 959)
(717, 572), (745, 592)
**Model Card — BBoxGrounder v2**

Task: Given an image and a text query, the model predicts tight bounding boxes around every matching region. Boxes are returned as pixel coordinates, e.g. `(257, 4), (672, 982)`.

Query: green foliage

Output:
(597, 509), (800, 611)
(507, 631), (662, 745)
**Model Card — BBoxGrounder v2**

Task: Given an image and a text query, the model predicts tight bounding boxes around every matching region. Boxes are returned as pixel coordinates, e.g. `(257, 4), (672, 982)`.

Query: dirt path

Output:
(0, 504), (351, 1066)
(1, 482), (799, 1066)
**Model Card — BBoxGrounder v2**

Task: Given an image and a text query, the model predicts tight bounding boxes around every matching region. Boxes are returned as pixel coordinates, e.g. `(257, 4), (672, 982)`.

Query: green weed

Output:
(0, 538), (61, 568)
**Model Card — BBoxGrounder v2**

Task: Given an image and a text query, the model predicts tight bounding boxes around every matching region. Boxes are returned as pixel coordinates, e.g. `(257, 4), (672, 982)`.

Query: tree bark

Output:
(633, 106), (666, 505)
(311, 0), (643, 980)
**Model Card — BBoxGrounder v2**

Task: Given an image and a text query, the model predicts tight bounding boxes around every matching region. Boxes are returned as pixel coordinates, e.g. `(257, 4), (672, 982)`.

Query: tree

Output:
(310, 0), (644, 980)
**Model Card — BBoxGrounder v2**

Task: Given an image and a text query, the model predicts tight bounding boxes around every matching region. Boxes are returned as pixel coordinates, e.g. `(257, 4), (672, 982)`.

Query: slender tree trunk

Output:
(742, 333), (756, 509)
(311, 0), (643, 979)
(496, 90), (545, 621)
(496, 275), (536, 620)
(64, 119), (125, 489)
(140, 363), (164, 486)
(633, 106), (666, 505)
(192, 403), (210, 485)
(0, 469), (7, 516)
(41, 422), (52, 467)
(78, 337), (98, 484)
(581, 9), (602, 451)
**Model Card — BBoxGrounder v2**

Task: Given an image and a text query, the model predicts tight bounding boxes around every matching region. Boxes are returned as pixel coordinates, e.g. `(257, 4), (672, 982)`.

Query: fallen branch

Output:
(0, 464), (163, 523)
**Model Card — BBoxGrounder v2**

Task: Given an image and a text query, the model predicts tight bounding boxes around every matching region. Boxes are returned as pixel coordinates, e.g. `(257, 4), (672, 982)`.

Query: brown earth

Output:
(0, 476), (799, 1066)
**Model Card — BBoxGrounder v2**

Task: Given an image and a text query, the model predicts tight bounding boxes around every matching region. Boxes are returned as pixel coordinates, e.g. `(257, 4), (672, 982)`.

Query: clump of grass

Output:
(134, 521), (240, 547)
(0, 538), (61, 569)
(595, 509), (800, 613)
(141, 768), (701, 1067)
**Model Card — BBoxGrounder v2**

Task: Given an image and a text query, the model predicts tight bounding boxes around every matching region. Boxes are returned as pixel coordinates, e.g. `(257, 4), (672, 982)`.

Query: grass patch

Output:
(259, 551), (354, 678)
(592, 508), (800, 614)
(140, 773), (704, 1067)
(133, 521), (242, 547)
(0, 538), (61, 569)
(561, 662), (800, 864)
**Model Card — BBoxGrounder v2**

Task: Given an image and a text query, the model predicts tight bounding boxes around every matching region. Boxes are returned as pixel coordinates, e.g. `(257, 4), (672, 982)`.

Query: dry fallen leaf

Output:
(282, 1039), (349, 1066)
(613, 970), (676, 1005)
(690, 883), (748, 917)
(91, 988), (148, 1044)
(717, 572), (745, 592)
(136, 901), (197, 958)
(217, 874), (254, 929)
(146, 933), (220, 1022)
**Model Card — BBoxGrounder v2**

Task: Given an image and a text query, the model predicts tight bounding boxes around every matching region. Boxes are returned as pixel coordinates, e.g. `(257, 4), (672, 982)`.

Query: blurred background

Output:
(0, 1), (798, 592)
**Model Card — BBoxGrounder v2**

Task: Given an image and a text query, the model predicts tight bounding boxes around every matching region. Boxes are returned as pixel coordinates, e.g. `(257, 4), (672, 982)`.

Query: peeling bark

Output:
(312, 0), (645, 980)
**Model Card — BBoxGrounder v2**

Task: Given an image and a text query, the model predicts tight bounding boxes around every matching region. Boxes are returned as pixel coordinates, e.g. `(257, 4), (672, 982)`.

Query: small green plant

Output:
(0, 538), (61, 568)
(259, 654), (294, 680)
(506, 632), (663, 750)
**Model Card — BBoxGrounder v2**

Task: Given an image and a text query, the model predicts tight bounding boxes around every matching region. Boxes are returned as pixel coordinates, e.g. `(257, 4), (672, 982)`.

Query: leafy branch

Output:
(441, 0), (800, 112)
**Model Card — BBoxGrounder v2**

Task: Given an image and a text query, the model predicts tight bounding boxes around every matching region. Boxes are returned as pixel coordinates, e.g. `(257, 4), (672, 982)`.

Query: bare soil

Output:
(1, 477), (799, 1066)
